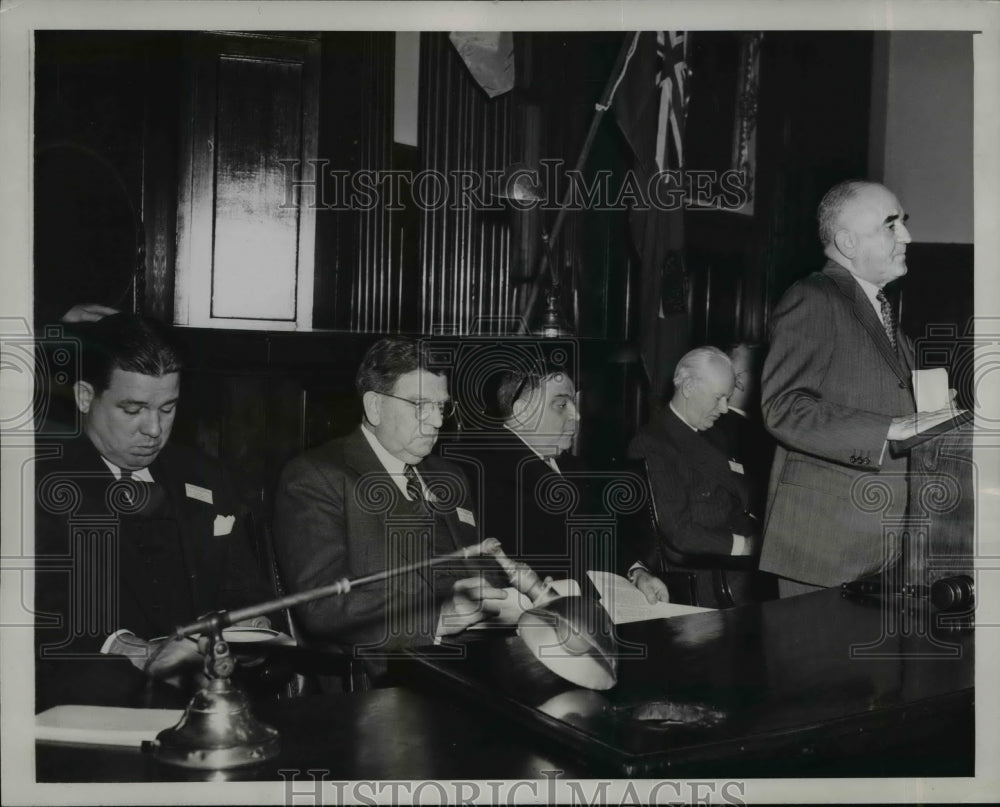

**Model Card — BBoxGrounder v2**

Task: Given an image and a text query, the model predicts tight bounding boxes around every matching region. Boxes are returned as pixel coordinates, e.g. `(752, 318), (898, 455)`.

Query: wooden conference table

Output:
(36, 587), (974, 781)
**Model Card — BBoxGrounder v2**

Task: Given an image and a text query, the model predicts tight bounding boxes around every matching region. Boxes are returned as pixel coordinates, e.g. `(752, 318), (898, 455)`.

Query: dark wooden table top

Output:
(35, 588), (973, 782)
(36, 685), (588, 782)
(398, 587), (975, 777)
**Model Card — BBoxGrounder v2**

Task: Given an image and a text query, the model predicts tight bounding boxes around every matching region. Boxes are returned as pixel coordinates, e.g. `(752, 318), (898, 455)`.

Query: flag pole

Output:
(518, 32), (642, 334)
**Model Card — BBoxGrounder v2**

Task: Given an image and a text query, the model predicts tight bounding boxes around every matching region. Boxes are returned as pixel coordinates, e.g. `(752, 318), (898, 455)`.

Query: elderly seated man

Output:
(627, 346), (761, 608)
(273, 338), (508, 685)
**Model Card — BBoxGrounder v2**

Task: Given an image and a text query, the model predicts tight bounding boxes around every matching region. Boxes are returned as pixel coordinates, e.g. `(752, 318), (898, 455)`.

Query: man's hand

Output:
(887, 407), (964, 441)
(438, 575), (509, 635)
(631, 568), (670, 604)
(143, 636), (206, 689)
(60, 303), (119, 323)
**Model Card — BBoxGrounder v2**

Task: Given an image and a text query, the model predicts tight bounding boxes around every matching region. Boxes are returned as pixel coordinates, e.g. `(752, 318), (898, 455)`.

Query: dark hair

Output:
(355, 338), (441, 397)
(76, 313), (185, 393)
(493, 365), (571, 421)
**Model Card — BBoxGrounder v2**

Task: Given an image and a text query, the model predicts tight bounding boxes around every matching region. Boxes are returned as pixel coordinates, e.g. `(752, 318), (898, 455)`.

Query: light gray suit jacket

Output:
(760, 261), (916, 586)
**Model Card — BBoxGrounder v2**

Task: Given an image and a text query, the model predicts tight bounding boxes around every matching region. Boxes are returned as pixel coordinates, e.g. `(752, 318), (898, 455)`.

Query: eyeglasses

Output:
(380, 392), (456, 420)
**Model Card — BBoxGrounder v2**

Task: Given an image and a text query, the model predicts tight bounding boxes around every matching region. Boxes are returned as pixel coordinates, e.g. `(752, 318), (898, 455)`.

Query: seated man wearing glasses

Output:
(273, 338), (506, 685)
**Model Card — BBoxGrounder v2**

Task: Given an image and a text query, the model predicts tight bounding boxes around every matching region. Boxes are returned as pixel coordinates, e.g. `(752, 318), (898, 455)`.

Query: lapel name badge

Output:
(456, 506), (476, 526)
(728, 460), (745, 475)
(185, 483), (214, 504)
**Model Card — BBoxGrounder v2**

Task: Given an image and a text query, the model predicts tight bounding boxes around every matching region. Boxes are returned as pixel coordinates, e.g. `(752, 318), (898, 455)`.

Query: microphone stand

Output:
(150, 539), (499, 770)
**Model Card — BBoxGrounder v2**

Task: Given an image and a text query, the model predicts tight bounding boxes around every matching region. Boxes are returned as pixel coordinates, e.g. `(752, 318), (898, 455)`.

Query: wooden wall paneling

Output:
(141, 34), (182, 321)
(351, 34), (396, 333)
(174, 33), (319, 330)
(34, 32), (149, 325)
(419, 33), (516, 335)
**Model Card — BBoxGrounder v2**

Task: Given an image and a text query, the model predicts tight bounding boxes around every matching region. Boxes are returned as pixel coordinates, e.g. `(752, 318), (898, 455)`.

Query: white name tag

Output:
(456, 506), (476, 527)
(185, 483), (214, 504)
(728, 460), (745, 475)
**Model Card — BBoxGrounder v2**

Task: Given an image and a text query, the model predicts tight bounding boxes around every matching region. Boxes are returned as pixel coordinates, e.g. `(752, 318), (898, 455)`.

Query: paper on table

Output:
(587, 570), (712, 624)
(36, 705), (183, 747)
(912, 368), (951, 412)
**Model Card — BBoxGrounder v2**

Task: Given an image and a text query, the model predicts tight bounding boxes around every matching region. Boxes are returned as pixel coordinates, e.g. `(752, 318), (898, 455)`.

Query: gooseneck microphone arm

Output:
(174, 539), (500, 639)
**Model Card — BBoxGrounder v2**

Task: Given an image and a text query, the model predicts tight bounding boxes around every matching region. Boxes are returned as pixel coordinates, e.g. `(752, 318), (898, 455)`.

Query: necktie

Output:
(876, 289), (898, 353)
(403, 465), (426, 509)
(119, 468), (135, 504)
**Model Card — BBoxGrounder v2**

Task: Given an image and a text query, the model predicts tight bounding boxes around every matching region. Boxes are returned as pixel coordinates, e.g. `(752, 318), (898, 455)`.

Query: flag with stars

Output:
(613, 31), (691, 402)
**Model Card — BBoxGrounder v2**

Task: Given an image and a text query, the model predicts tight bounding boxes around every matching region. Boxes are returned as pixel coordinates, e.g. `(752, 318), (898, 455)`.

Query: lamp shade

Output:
(516, 596), (618, 690)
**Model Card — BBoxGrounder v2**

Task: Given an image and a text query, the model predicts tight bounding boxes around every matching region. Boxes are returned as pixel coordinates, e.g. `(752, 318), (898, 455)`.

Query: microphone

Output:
(175, 538), (499, 639)
(480, 537), (557, 605)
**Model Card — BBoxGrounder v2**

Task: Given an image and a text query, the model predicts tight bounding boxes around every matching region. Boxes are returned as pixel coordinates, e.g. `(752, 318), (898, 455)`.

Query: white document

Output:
(36, 705), (183, 747)
(587, 570), (713, 624)
(912, 368), (951, 412)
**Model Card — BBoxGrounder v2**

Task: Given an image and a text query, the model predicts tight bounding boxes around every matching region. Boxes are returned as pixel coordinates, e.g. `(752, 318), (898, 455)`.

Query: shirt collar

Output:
(503, 424), (560, 464)
(669, 401), (699, 432)
(361, 423), (408, 475)
(852, 273), (887, 322)
(100, 457), (154, 482)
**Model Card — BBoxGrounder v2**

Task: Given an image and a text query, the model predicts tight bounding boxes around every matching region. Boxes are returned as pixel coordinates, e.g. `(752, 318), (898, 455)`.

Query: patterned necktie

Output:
(403, 464), (426, 509)
(876, 289), (898, 353)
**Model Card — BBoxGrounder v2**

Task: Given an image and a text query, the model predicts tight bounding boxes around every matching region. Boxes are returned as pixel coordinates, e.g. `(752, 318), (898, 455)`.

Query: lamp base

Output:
(151, 678), (279, 769)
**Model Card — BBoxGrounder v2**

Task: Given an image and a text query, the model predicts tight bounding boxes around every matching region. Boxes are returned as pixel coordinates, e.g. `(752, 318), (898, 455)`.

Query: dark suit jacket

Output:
(705, 409), (775, 520)
(34, 435), (266, 710)
(761, 261), (916, 586)
(629, 408), (756, 561)
(272, 427), (481, 668)
(443, 429), (617, 587)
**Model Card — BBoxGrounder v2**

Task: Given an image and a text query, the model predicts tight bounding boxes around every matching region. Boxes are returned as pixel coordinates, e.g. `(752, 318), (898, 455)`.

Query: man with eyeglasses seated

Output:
(273, 338), (507, 686)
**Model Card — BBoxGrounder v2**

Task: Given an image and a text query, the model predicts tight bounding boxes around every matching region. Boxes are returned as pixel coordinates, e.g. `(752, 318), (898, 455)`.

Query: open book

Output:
(587, 570), (712, 624)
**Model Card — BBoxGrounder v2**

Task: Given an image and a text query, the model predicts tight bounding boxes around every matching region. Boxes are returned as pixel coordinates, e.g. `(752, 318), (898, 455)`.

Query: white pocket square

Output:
(213, 514), (235, 537)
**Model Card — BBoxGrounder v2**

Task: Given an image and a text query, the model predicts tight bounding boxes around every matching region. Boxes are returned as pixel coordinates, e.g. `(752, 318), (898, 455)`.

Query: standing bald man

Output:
(761, 180), (957, 597)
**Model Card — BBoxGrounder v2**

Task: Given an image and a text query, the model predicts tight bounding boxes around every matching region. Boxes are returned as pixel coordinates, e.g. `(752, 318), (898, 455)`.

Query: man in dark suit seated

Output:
(34, 314), (273, 711)
(454, 363), (582, 566)
(705, 342), (775, 534)
(627, 346), (759, 608)
(272, 339), (507, 684)
(448, 358), (648, 606)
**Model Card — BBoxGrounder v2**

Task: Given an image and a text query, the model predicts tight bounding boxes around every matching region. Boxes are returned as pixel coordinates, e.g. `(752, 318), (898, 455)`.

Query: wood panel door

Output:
(174, 33), (320, 330)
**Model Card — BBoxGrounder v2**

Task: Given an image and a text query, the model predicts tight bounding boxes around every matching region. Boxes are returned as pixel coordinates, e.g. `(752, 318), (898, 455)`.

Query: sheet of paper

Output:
(586, 570), (713, 624)
(912, 368), (951, 412)
(36, 705), (183, 747)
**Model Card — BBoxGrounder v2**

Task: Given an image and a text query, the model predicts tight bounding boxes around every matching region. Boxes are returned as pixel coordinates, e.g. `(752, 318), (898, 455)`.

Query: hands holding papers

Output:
(629, 568), (671, 605)
(588, 571), (711, 625)
(887, 369), (966, 442)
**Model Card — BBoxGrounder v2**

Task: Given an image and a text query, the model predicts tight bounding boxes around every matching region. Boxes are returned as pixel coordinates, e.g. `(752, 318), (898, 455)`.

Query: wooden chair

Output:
(621, 458), (756, 608)
(248, 512), (371, 694)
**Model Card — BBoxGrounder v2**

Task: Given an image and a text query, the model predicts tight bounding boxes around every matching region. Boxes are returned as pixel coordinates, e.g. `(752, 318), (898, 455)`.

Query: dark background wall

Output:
(33, 30), (974, 515)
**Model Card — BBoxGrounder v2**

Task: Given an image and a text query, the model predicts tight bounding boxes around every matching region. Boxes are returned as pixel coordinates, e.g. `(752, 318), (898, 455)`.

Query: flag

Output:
(613, 32), (691, 404)
(449, 32), (515, 98)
